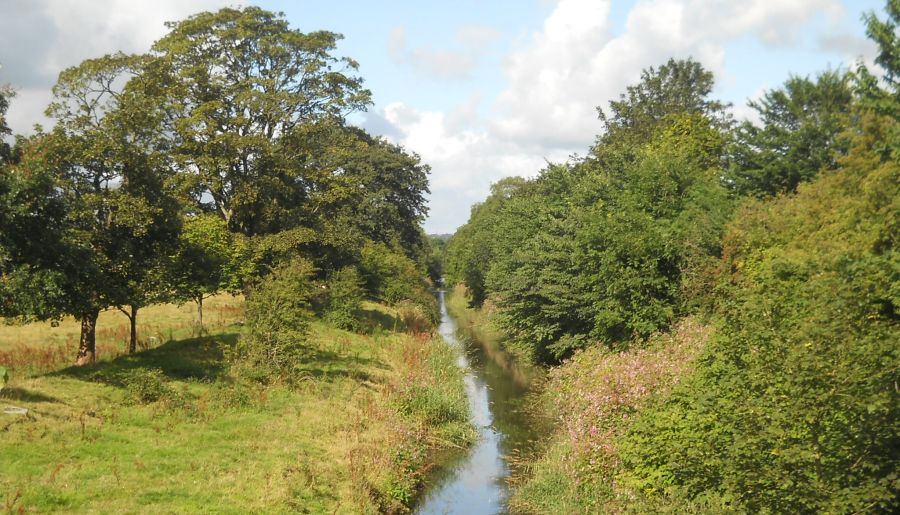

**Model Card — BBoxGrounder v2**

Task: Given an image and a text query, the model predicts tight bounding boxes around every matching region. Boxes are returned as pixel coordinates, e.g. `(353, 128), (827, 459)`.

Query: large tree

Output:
(594, 57), (730, 166)
(728, 70), (854, 197)
(39, 53), (181, 364)
(150, 7), (372, 235)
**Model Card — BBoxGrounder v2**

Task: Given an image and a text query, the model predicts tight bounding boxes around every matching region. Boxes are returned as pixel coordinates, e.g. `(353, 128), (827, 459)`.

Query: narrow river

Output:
(415, 290), (539, 515)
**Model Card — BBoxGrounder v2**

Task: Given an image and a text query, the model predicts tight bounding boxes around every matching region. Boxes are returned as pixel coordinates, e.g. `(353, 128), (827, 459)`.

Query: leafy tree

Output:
(864, 0), (900, 94)
(618, 112), (899, 512)
(273, 122), (431, 265)
(14, 53), (182, 365)
(0, 138), (81, 324)
(451, 60), (733, 363)
(444, 176), (529, 306)
(857, 1), (900, 156)
(728, 70), (854, 197)
(170, 214), (251, 331)
(150, 7), (371, 235)
(594, 57), (729, 166)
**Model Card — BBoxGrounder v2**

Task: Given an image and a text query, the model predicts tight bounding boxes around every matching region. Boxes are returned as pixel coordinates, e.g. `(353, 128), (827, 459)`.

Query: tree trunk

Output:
(128, 305), (138, 353)
(197, 295), (204, 334)
(76, 309), (100, 365)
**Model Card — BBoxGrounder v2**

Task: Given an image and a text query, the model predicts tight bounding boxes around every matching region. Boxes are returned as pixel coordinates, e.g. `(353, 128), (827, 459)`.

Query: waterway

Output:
(415, 290), (540, 515)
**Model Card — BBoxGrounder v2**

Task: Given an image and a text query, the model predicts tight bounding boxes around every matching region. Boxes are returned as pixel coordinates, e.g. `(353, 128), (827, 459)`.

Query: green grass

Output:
(0, 301), (474, 513)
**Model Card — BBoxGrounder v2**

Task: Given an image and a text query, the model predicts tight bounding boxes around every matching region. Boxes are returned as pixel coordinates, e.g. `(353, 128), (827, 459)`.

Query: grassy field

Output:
(0, 300), (474, 513)
(0, 295), (244, 375)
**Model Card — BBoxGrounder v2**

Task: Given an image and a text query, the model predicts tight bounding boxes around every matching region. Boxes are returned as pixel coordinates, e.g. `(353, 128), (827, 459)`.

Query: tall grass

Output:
(0, 295), (243, 375)
(0, 300), (473, 513)
(509, 318), (712, 513)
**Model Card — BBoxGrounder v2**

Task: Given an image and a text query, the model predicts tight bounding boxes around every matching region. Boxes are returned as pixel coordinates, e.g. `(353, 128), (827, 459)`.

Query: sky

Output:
(0, 0), (886, 233)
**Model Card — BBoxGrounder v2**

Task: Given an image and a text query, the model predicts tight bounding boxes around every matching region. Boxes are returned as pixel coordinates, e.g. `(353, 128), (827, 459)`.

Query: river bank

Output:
(0, 301), (474, 513)
(433, 286), (714, 513)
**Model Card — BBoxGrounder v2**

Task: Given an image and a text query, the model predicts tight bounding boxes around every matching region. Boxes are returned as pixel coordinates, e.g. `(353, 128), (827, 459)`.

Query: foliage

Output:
(444, 176), (530, 306)
(445, 61), (733, 363)
(510, 319), (712, 513)
(358, 241), (438, 327)
(323, 266), (365, 331)
(170, 214), (251, 305)
(150, 7), (372, 235)
(594, 57), (730, 168)
(0, 84), (13, 163)
(728, 70), (854, 197)
(425, 234), (449, 285)
(234, 258), (316, 383)
(615, 112), (899, 513)
(123, 368), (179, 404)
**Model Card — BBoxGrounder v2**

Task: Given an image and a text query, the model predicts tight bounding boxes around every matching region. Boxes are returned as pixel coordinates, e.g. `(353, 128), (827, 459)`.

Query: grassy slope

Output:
(508, 319), (712, 514)
(0, 301), (473, 513)
(446, 285), (715, 513)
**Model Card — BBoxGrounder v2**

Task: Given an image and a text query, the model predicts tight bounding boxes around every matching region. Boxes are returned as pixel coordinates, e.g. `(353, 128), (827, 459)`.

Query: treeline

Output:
(447, 2), (898, 512)
(0, 7), (438, 367)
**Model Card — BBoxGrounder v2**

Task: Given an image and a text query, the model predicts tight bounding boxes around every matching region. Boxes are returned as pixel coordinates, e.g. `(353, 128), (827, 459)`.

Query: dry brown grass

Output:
(0, 295), (244, 374)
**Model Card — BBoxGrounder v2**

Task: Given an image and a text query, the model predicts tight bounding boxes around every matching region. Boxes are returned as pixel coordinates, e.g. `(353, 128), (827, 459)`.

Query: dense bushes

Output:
(323, 266), (365, 331)
(615, 113), (899, 512)
(233, 258), (315, 382)
(360, 241), (439, 326)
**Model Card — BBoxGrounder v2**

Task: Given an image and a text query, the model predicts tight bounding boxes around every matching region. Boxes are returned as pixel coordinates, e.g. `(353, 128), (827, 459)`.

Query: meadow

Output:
(0, 299), (474, 513)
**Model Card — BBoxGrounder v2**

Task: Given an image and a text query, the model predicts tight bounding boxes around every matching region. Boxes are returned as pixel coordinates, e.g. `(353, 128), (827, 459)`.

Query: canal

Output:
(415, 290), (540, 514)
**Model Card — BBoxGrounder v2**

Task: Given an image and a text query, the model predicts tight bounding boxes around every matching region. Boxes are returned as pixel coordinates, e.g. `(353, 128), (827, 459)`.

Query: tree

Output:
(150, 7), (372, 235)
(264, 121), (430, 264)
(444, 176), (529, 306)
(39, 53), (181, 364)
(728, 70), (854, 197)
(594, 57), (729, 166)
(0, 138), (80, 325)
(864, 0), (900, 92)
(857, 1), (900, 156)
(170, 214), (251, 332)
(0, 83), (12, 163)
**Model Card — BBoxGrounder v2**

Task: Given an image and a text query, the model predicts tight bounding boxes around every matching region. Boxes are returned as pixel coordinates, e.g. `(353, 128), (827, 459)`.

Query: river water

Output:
(415, 290), (539, 515)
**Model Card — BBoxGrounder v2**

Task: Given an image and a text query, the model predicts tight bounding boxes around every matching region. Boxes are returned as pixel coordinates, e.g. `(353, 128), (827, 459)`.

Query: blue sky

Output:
(0, 0), (887, 233)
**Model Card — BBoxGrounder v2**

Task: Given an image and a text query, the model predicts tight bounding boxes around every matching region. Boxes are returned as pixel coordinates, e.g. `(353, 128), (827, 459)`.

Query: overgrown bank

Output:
(443, 3), (899, 512)
(1, 300), (473, 513)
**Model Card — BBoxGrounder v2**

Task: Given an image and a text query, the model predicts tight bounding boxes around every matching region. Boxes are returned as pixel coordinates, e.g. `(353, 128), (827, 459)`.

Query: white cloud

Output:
(817, 32), (879, 63)
(380, 0), (844, 232)
(409, 48), (476, 81)
(457, 24), (502, 49)
(493, 0), (841, 153)
(0, 0), (227, 135)
(387, 23), (502, 81)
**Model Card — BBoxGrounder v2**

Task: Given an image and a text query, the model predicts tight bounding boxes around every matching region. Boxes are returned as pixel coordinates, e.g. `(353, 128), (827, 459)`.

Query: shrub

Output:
(234, 257), (315, 383)
(323, 266), (365, 331)
(123, 368), (178, 404)
(359, 241), (423, 304)
(616, 114), (900, 513)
